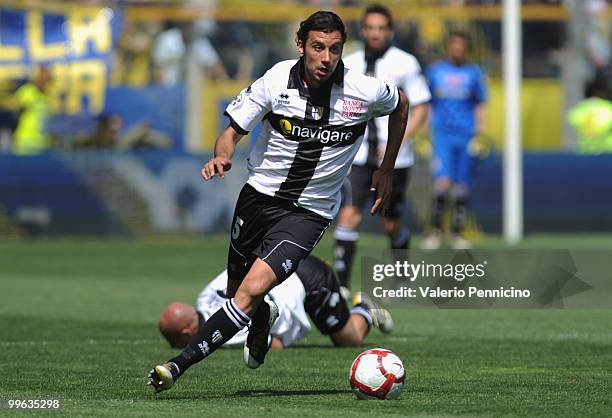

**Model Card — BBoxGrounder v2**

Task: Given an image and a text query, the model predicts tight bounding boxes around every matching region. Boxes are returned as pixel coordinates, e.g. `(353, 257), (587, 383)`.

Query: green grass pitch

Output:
(0, 234), (611, 417)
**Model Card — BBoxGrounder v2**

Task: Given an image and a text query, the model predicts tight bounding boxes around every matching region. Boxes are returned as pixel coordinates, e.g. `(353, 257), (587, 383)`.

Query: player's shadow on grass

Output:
(231, 389), (349, 397)
(292, 343), (365, 349)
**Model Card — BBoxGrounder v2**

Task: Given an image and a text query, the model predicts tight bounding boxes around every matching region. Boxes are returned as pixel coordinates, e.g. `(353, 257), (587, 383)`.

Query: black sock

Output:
(250, 300), (270, 329)
(169, 298), (250, 376)
(452, 193), (469, 235)
(333, 226), (358, 289)
(431, 191), (445, 230)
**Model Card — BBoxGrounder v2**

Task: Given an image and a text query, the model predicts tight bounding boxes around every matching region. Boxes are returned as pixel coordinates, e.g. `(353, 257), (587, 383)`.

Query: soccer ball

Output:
(348, 348), (405, 400)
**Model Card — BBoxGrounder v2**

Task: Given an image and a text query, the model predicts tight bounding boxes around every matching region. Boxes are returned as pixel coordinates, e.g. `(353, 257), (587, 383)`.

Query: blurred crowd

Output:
(0, 0), (609, 155)
(109, 0), (584, 88)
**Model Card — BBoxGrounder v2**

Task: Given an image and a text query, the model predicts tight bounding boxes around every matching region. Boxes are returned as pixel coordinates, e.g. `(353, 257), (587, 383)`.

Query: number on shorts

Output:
(232, 217), (243, 240)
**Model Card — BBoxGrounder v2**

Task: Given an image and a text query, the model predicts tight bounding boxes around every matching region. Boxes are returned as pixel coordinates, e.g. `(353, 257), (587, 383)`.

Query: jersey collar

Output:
(288, 58), (345, 97)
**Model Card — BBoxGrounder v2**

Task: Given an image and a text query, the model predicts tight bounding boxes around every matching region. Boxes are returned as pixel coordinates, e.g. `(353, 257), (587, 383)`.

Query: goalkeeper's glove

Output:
(468, 133), (492, 158)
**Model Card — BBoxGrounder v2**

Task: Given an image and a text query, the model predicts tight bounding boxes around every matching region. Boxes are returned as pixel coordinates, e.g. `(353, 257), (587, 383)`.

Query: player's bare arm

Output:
(201, 125), (244, 180)
(370, 90), (409, 215)
(402, 102), (429, 144)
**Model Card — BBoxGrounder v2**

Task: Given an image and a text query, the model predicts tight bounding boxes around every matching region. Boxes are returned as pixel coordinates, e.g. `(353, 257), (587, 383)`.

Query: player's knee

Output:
(345, 334), (363, 347)
(434, 178), (452, 193)
(337, 206), (362, 229)
(331, 322), (364, 347)
(239, 276), (271, 299)
(332, 333), (362, 347)
(240, 259), (278, 296)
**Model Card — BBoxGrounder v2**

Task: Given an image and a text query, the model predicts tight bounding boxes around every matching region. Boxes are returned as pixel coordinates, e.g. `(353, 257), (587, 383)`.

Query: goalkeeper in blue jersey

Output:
(422, 31), (487, 250)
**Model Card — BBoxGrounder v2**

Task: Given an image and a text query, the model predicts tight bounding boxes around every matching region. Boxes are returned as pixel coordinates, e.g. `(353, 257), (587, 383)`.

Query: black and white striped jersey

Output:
(225, 58), (400, 219)
(344, 46), (431, 168)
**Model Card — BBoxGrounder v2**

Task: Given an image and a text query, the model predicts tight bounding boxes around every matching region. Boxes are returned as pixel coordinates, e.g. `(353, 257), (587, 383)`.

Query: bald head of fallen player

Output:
(158, 302), (199, 348)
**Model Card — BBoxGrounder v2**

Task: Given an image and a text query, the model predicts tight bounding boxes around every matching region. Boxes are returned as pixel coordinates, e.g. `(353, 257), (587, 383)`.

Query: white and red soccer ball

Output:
(349, 348), (405, 400)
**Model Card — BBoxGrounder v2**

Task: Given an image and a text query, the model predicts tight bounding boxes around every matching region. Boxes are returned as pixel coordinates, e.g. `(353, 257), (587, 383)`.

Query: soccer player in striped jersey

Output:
(157, 256), (392, 351)
(147, 11), (408, 393)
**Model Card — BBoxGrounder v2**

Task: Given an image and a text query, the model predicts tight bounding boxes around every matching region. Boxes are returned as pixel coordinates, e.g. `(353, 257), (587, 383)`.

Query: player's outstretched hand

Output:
(201, 157), (232, 180)
(370, 168), (393, 216)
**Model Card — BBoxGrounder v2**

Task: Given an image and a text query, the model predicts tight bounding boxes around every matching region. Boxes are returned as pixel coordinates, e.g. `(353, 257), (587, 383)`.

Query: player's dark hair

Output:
(296, 11), (347, 45)
(362, 4), (394, 29)
(448, 30), (471, 48)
